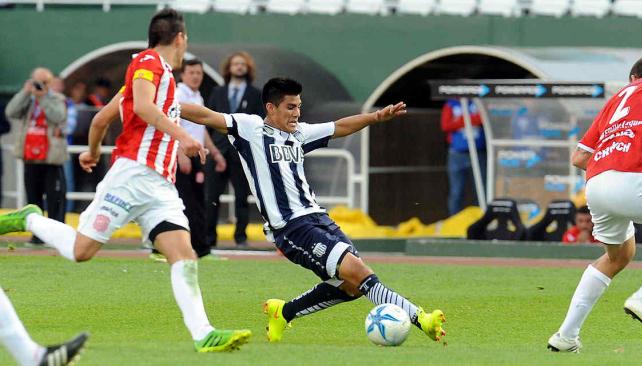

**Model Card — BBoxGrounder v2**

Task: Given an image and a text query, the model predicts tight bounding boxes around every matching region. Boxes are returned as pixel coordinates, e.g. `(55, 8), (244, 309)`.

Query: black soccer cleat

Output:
(39, 332), (89, 366)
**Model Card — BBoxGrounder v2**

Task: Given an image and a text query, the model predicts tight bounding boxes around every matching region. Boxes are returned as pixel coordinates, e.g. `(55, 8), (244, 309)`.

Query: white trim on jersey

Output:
(577, 142), (595, 154)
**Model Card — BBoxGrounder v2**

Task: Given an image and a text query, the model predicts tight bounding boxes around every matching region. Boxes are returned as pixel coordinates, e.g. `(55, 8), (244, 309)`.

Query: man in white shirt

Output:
(175, 58), (226, 259)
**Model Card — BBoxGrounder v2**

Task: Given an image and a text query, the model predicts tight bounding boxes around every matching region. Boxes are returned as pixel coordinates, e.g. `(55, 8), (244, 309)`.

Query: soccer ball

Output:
(365, 304), (411, 346)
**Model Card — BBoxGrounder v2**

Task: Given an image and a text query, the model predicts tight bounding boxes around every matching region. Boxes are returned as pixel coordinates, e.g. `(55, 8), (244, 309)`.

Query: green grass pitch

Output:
(0, 255), (641, 365)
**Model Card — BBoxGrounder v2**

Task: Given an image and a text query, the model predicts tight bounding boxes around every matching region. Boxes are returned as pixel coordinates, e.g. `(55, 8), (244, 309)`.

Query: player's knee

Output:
(338, 253), (373, 284)
(74, 247), (94, 262)
(73, 235), (100, 262)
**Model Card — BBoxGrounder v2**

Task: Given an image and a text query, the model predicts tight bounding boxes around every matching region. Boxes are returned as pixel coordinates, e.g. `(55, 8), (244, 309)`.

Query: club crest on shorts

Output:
(312, 242), (327, 257)
(93, 214), (111, 233)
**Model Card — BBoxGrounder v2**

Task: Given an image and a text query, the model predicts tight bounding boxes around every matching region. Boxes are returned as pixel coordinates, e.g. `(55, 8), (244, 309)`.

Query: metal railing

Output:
(5, 144), (357, 209)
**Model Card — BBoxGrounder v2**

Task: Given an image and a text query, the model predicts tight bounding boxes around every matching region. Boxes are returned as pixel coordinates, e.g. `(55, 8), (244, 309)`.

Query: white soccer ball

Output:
(365, 304), (411, 346)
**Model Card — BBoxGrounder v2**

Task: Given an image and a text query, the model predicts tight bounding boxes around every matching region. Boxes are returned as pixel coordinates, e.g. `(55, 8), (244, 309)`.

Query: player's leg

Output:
(329, 221), (445, 340)
(0, 286), (44, 366)
(0, 204), (101, 262)
(264, 279), (360, 342)
(152, 227), (251, 352)
(0, 286), (90, 366)
(549, 236), (635, 352)
(549, 171), (637, 352)
(338, 253), (446, 341)
(267, 216), (443, 342)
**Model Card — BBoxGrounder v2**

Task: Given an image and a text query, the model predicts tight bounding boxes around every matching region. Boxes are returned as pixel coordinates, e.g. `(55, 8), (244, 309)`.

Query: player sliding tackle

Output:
(0, 9), (251, 353)
(181, 77), (446, 343)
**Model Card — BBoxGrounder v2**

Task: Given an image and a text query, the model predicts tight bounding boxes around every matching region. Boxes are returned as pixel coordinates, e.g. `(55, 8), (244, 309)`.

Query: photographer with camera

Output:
(5, 67), (68, 243)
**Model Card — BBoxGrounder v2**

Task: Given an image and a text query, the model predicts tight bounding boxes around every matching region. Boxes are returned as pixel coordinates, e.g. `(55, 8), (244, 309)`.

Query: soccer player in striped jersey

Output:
(0, 9), (251, 352)
(180, 77), (446, 343)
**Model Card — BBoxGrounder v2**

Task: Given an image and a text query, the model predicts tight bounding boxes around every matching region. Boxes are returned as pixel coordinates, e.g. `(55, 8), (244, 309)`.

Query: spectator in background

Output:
(85, 77), (111, 108)
(51, 78), (87, 212)
(175, 58), (226, 259)
(441, 98), (486, 216)
(5, 67), (67, 244)
(562, 205), (598, 244)
(206, 51), (264, 247)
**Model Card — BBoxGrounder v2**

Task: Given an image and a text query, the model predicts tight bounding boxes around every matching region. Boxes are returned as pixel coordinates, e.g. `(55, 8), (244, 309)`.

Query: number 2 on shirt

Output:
(609, 85), (638, 124)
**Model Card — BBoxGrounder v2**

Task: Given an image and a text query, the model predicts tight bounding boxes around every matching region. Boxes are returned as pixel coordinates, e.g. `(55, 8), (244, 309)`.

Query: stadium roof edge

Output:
(362, 46), (642, 112)
(59, 41), (225, 85)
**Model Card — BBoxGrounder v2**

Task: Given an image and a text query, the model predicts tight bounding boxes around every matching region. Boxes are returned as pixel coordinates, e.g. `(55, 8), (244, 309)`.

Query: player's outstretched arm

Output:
(332, 102), (406, 138)
(79, 91), (122, 173)
(179, 103), (228, 134)
(133, 79), (206, 162)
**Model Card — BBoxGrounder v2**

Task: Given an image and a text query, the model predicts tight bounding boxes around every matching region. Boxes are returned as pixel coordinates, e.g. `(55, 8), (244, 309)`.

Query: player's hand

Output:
(179, 135), (208, 164)
(177, 152), (192, 175)
(375, 102), (407, 122)
(213, 152), (226, 172)
(79, 151), (100, 173)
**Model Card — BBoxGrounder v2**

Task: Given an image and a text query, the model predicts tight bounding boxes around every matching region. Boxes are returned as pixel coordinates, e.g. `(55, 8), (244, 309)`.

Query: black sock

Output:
(281, 282), (357, 322)
(359, 274), (421, 327)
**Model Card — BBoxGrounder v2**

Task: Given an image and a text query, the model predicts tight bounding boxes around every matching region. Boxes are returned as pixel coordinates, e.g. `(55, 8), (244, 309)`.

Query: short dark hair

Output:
(577, 205), (590, 215)
(181, 58), (203, 73)
(630, 58), (642, 80)
(148, 8), (185, 48)
(262, 77), (302, 106)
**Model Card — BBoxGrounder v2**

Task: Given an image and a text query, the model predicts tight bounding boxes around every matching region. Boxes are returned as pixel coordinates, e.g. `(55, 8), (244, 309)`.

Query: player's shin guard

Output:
(281, 281), (357, 322)
(359, 274), (421, 327)
(170, 260), (215, 340)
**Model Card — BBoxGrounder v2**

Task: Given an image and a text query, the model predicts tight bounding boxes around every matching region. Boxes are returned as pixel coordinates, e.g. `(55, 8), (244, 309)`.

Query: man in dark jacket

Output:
(206, 51), (264, 247)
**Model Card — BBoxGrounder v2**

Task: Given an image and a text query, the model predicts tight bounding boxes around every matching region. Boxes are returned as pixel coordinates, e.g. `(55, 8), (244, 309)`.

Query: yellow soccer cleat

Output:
(417, 308), (446, 341)
(194, 329), (252, 352)
(263, 299), (289, 342)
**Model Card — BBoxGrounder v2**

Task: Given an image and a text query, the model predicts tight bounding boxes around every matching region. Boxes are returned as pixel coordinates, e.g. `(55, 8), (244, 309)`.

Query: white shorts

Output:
(585, 170), (640, 244)
(78, 158), (189, 244)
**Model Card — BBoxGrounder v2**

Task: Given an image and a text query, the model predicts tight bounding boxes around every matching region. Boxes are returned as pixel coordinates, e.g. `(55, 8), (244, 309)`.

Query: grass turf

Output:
(0, 255), (641, 365)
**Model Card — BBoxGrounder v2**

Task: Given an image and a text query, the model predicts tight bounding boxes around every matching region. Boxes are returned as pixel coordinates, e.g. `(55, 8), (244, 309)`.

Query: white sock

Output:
(0, 287), (45, 366)
(558, 265), (611, 339)
(631, 286), (642, 299)
(26, 213), (77, 262)
(170, 260), (214, 340)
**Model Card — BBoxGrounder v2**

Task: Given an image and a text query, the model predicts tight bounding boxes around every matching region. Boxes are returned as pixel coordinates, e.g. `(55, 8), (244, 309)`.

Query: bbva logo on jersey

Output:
(269, 144), (304, 163)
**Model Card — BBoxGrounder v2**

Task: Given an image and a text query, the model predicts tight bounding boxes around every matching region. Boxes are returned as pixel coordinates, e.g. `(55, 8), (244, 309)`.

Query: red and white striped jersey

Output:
(113, 49), (181, 183)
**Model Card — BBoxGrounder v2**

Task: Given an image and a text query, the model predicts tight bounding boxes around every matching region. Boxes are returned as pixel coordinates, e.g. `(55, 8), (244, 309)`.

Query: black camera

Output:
(32, 81), (44, 91)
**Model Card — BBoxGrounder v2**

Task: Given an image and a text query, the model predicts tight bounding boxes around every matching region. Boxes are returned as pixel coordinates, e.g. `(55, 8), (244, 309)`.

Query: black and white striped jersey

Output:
(224, 113), (335, 233)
